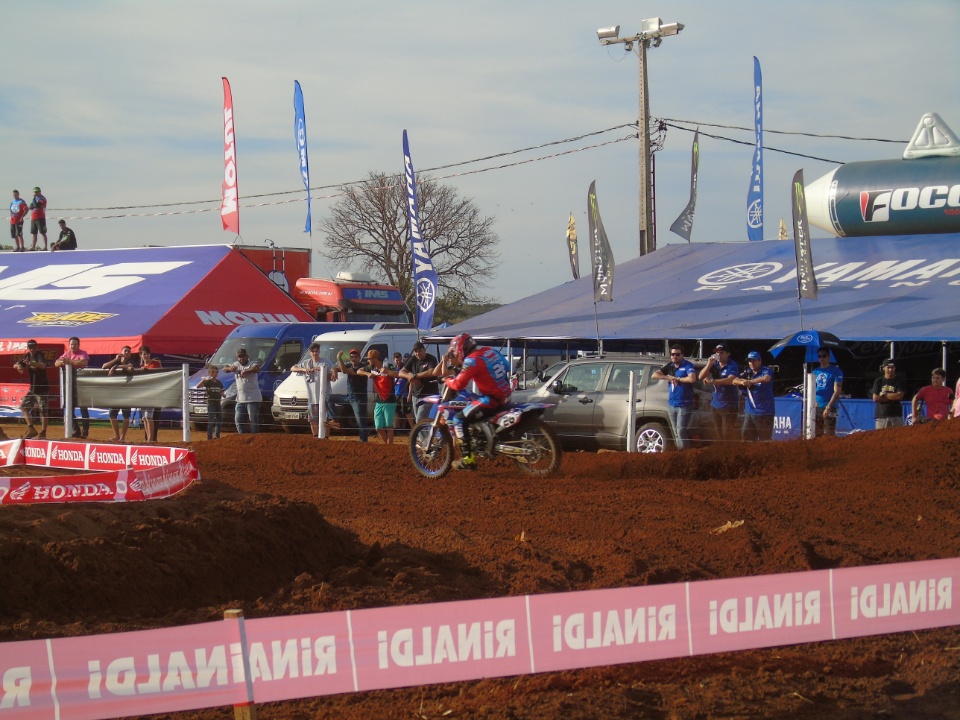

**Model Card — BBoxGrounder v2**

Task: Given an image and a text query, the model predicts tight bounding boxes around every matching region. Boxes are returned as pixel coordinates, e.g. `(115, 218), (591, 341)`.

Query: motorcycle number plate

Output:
(497, 410), (522, 428)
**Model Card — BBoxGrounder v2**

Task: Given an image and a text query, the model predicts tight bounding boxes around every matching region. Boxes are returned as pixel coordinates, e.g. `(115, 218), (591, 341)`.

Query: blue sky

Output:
(4, 1), (958, 303)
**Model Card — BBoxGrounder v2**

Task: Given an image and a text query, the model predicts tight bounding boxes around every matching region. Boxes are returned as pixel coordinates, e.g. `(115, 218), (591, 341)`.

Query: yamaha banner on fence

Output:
(587, 181), (614, 303)
(746, 57), (763, 241)
(670, 129), (700, 242)
(402, 130), (439, 331)
(293, 81), (312, 235)
(791, 169), (819, 300)
(220, 77), (239, 235)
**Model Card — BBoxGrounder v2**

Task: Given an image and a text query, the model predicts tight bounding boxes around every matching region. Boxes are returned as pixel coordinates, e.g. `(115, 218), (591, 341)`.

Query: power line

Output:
(57, 117), (897, 220)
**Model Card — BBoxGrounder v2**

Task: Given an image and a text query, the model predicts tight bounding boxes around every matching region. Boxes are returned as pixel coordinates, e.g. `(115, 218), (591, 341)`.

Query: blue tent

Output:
(428, 234), (960, 343)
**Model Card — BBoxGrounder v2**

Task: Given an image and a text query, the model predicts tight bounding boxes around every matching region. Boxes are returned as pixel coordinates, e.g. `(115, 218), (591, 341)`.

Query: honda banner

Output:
(403, 130), (439, 332)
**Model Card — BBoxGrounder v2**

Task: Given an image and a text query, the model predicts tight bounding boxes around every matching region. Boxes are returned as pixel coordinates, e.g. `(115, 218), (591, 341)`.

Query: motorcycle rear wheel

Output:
(512, 417), (562, 476)
(409, 420), (454, 479)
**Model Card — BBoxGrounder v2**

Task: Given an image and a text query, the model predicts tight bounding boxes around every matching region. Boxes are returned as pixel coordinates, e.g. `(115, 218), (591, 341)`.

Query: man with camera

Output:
(652, 344), (697, 450)
(813, 348), (844, 436)
(698, 343), (740, 444)
(733, 351), (775, 442)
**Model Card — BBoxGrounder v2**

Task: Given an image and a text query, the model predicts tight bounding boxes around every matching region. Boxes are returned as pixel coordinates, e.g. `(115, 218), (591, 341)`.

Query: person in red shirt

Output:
(9, 190), (29, 252)
(29, 187), (48, 251)
(138, 347), (163, 441)
(911, 368), (954, 422)
(357, 349), (398, 444)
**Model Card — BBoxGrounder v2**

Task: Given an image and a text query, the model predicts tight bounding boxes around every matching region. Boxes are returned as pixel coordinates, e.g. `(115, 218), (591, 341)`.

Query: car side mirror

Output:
(551, 378), (565, 394)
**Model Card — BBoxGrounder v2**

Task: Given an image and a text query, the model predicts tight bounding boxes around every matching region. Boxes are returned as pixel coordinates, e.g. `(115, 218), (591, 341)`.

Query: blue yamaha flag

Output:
(746, 57), (764, 241)
(403, 130), (439, 331)
(293, 81), (311, 235)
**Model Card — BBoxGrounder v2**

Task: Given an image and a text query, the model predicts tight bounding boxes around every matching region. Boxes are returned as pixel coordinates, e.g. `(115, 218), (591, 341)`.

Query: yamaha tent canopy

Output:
(428, 234), (960, 344)
(0, 245), (311, 356)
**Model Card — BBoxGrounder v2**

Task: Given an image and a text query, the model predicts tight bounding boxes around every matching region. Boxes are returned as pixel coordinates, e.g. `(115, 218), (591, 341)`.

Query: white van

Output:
(271, 328), (444, 431)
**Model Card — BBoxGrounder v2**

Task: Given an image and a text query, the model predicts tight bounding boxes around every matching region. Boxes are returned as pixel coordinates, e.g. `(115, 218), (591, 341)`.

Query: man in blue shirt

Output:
(698, 343), (740, 444)
(812, 348), (843, 436)
(652, 344), (697, 450)
(733, 351), (775, 442)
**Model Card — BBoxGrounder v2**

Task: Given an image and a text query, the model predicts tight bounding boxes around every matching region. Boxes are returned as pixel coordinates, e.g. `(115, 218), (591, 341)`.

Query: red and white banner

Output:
(0, 440), (198, 505)
(220, 77), (240, 234)
(0, 558), (956, 720)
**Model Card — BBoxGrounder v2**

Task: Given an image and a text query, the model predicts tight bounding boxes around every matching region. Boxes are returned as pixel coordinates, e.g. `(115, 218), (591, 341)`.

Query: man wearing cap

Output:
(14, 340), (49, 439)
(698, 343), (740, 444)
(28, 187), (48, 251)
(652, 344), (697, 449)
(337, 348), (371, 442)
(813, 348), (844, 437)
(9, 190), (28, 253)
(51, 220), (77, 251)
(400, 341), (439, 422)
(733, 351), (776, 442)
(871, 360), (905, 429)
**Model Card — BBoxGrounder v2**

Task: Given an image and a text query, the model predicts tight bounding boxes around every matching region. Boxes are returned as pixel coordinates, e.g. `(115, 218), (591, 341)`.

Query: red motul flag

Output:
(220, 77), (240, 234)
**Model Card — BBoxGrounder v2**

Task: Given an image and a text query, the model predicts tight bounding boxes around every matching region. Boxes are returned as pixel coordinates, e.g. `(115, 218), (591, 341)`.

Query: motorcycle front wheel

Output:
(409, 420), (454, 479)
(512, 417), (562, 476)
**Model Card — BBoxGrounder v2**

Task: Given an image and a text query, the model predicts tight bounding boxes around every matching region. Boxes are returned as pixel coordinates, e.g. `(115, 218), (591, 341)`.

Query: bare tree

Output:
(319, 172), (500, 307)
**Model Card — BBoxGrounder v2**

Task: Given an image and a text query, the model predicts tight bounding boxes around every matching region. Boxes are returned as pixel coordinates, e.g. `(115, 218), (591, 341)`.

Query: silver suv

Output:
(510, 355), (712, 452)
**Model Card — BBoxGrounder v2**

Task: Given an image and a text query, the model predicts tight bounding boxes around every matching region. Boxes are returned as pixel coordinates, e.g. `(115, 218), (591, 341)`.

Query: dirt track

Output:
(1, 421), (960, 719)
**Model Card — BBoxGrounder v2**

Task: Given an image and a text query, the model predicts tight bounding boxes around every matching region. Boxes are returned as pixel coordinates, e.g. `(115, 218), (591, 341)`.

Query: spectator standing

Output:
(102, 346), (135, 442)
(911, 368), (954, 422)
(51, 219), (77, 251)
(954, 361), (960, 420)
(733, 351), (776, 442)
(197, 365), (225, 439)
(871, 360), (905, 429)
(29, 187), (48, 251)
(55, 336), (90, 438)
(698, 342), (740, 444)
(337, 348), (371, 442)
(813, 348), (844, 437)
(292, 342), (340, 436)
(9, 190), (28, 253)
(137, 347), (163, 441)
(358, 349), (398, 444)
(14, 339), (48, 439)
(393, 352), (413, 430)
(401, 341), (440, 422)
(652, 344), (697, 450)
(222, 347), (262, 434)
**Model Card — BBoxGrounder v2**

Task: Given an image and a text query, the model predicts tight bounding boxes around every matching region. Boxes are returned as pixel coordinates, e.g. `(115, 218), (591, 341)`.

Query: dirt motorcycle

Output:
(408, 389), (561, 478)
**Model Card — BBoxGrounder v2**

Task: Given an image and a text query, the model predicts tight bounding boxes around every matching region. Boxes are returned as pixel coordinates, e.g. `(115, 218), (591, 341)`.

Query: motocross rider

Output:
(439, 333), (512, 471)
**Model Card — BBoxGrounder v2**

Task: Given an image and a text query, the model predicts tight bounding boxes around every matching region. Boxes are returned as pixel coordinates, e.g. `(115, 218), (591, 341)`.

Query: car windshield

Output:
(210, 337), (276, 366)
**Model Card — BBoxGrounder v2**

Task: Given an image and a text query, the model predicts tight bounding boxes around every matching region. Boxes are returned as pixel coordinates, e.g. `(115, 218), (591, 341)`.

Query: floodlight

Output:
(597, 26), (620, 40)
(659, 22), (684, 37)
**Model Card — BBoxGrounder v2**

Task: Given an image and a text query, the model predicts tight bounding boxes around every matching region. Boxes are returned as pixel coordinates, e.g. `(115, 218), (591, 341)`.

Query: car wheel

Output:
(635, 422), (673, 453)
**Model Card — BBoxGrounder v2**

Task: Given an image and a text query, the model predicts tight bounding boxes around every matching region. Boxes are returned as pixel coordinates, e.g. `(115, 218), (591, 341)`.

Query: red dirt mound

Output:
(1, 421), (959, 718)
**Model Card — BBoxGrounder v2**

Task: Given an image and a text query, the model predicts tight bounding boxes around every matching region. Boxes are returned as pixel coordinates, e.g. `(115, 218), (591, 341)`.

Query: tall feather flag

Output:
(293, 81), (312, 235)
(403, 130), (439, 331)
(669, 129), (700, 242)
(746, 57), (763, 241)
(792, 169), (819, 300)
(220, 77), (239, 234)
(566, 213), (580, 280)
(587, 181), (614, 302)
